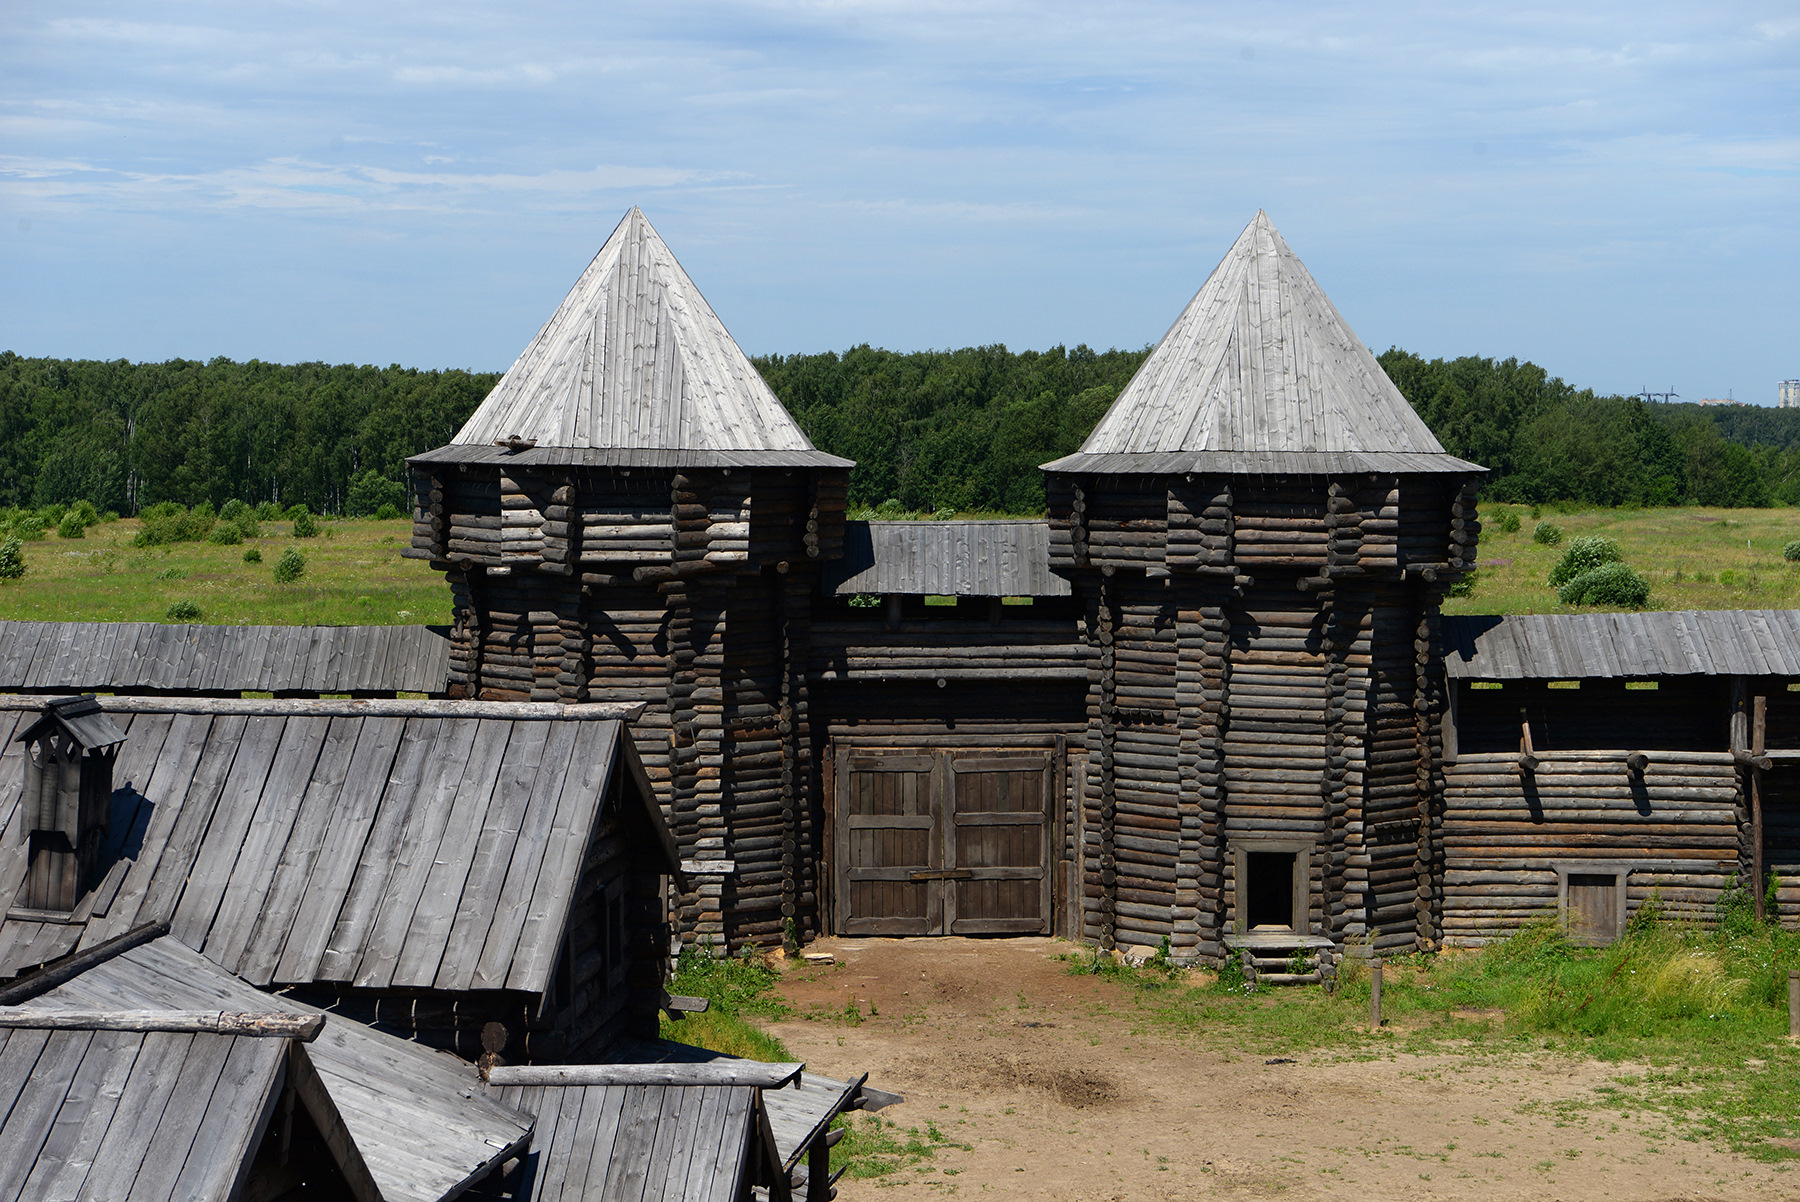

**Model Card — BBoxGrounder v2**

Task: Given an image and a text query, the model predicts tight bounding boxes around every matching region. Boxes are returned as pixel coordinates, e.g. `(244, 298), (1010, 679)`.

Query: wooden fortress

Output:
(401, 208), (1797, 976)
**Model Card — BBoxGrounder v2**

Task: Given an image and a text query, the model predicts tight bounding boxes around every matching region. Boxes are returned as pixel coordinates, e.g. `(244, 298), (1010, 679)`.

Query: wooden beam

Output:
(1754, 693), (1768, 922)
(0, 920), (169, 1006)
(484, 1062), (805, 1088)
(0, 1009), (326, 1040)
(288, 1042), (383, 1202)
(0, 695), (648, 722)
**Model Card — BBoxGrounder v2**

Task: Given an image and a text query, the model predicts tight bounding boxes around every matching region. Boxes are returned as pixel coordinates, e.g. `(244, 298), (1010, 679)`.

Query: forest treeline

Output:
(1, 345), (1796, 515)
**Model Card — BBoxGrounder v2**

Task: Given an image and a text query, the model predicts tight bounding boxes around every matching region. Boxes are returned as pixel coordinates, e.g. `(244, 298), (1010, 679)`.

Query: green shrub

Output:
(255, 501), (283, 521)
(1547, 535), (1623, 586)
(56, 511), (86, 539)
(273, 546), (306, 583)
(1447, 569), (1479, 598)
(0, 537), (25, 581)
(37, 504), (65, 526)
(12, 516), (46, 541)
(219, 499), (248, 523)
(235, 515), (262, 539)
(1557, 562), (1651, 607)
(283, 503), (309, 521)
(1784, 541), (1800, 563)
(290, 509), (318, 539)
(373, 502), (404, 521)
(155, 567), (186, 581)
(243, 547), (262, 563)
(133, 502), (217, 547)
(165, 599), (201, 623)
(1496, 510), (1521, 534)
(139, 500), (185, 523)
(206, 523), (242, 545)
(69, 500), (99, 526)
(346, 470), (407, 518)
(1532, 521), (1563, 546)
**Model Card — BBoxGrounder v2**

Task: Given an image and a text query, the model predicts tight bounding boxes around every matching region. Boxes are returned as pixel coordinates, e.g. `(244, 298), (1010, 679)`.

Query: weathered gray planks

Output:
(823, 520), (1071, 598)
(437, 207), (850, 468)
(0, 621), (452, 695)
(1444, 610), (1800, 680)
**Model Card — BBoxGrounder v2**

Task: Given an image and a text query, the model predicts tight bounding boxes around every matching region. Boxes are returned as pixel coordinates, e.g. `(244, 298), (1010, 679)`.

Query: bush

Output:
(273, 546), (306, 583)
(284, 503), (310, 521)
(243, 547), (262, 563)
(255, 501), (283, 521)
(165, 599), (201, 623)
(12, 515), (46, 541)
(56, 511), (86, 539)
(234, 515), (261, 539)
(1532, 521), (1563, 546)
(1447, 569), (1479, 598)
(0, 537), (25, 581)
(1784, 540), (1800, 563)
(206, 523), (242, 545)
(219, 499), (248, 523)
(132, 502), (216, 547)
(347, 469), (408, 518)
(139, 500), (185, 523)
(1547, 535), (1623, 586)
(1557, 562), (1651, 607)
(69, 500), (99, 526)
(290, 508), (318, 539)
(1496, 510), (1521, 534)
(373, 502), (404, 521)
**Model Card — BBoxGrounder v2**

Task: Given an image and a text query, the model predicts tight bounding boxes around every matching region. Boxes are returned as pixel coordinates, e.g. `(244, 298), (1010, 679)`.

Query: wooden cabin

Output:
(0, 695), (678, 1060)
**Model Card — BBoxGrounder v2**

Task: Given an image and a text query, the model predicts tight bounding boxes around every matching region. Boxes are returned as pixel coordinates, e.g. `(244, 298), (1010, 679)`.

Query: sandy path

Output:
(767, 936), (1799, 1201)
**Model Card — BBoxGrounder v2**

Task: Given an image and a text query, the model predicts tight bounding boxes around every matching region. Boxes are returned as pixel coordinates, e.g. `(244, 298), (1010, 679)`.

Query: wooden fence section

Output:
(0, 621), (451, 696)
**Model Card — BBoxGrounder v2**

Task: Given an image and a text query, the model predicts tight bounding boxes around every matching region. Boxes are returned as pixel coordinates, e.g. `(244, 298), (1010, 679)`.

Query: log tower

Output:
(407, 209), (852, 951)
(1042, 212), (1486, 976)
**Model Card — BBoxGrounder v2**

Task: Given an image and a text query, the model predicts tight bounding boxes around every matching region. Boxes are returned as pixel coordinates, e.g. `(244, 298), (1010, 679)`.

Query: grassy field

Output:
(0, 515), (452, 626)
(1456, 504), (1800, 616)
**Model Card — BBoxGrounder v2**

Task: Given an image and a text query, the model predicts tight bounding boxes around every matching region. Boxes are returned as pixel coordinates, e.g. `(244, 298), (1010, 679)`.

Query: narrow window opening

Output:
(1245, 852), (1296, 931)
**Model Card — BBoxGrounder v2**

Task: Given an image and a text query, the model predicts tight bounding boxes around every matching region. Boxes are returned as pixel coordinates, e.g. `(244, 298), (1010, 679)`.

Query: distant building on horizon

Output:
(1782, 379), (1800, 409)
(1694, 397), (1748, 407)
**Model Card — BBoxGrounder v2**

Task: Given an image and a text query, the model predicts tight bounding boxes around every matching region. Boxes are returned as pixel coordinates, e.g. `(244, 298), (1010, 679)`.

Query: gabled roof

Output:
(424, 207), (851, 470)
(0, 697), (675, 991)
(1043, 212), (1483, 477)
(16, 695), (126, 751)
(31, 936), (535, 1202)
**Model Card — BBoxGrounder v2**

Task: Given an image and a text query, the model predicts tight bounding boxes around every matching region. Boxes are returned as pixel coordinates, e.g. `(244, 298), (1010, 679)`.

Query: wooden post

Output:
(1753, 695), (1767, 922)
(1789, 969), (1798, 1040)
(1370, 960), (1383, 1030)
(808, 1133), (831, 1202)
(1518, 708), (1539, 773)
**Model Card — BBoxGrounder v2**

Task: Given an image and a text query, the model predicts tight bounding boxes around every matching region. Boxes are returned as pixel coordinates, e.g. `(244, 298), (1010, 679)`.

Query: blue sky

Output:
(3, 2), (1796, 404)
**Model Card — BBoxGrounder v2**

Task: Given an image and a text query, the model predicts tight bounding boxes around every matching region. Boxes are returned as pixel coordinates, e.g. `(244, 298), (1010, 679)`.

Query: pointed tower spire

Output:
(434, 208), (849, 468)
(1045, 211), (1477, 474)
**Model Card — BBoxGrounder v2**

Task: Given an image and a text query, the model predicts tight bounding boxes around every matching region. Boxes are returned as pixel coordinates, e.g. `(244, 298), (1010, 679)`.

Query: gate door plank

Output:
(946, 753), (1051, 934)
(839, 753), (939, 935)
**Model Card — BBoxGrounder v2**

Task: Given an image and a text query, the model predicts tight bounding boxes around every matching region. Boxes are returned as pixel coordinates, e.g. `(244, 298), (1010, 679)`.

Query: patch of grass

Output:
(1064, 903), (1800, 1160)
(0, 516), (450, 625)
(659, 946), (793, 1062)
(1455, 504), (1800, 615)
(830, 1113), (969, 1180)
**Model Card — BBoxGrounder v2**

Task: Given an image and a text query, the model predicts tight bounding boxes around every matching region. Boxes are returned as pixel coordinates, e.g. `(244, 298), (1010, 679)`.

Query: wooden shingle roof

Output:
(0, 621), (451, 696)
(0, 1021), (287, 1201)
(423, 207), (851, 470)
(821, 520), (1070, 597)
(0, 698), (673, 991)
(1444, 610), (1800, 680)
(31, 936), (535, 1202)
(1043, 211), (1482, 477)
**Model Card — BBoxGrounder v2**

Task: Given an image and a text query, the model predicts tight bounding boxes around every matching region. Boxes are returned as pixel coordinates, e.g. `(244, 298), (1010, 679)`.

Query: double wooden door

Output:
(834, 748), (1053, 936)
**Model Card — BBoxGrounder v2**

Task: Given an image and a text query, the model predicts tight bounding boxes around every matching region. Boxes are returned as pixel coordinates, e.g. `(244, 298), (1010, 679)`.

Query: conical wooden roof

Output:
(1044, 212), (1480, 476)
(418, 208), (850, 470)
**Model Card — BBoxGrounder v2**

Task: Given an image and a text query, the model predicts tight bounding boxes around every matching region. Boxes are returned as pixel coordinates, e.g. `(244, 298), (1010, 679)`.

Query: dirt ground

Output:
(767, 937), (1800, 1201)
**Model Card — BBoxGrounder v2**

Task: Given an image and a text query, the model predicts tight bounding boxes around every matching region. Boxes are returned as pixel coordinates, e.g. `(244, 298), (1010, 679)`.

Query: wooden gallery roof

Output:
(1043, 211), (1484, 477)
(0, 696), (676, 985)
(822, 520), (1071, 597)
(0, 620), (451, 696)
(1444, 610), (1800, 680)
(415, 206), (852, 471)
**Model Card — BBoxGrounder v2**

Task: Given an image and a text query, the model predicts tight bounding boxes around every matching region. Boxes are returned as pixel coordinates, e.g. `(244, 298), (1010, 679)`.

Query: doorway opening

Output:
(1245, 852), (1297, 931)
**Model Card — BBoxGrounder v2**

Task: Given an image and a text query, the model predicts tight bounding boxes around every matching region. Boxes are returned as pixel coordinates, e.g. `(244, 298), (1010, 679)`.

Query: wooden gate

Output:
(835, 749), (1054, 936)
